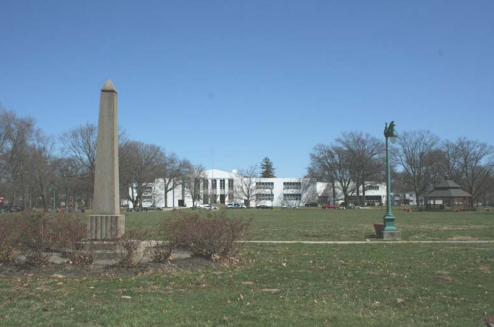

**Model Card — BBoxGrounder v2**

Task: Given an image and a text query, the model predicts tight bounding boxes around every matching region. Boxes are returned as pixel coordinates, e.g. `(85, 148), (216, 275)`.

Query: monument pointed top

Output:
(101, 79), (117, 93)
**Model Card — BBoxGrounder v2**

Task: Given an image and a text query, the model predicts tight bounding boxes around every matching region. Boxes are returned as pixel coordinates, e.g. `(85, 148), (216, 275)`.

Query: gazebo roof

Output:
(434, 179), (461, 189)
(425, 179), (472, 198)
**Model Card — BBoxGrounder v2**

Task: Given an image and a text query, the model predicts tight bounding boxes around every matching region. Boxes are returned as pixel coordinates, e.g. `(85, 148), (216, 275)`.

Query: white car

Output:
(198, 204), (218, 210)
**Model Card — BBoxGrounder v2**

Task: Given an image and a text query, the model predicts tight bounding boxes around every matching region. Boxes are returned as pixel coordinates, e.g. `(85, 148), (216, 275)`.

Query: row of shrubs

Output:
(0, 212), (90, 266)
(152, 211), (250, 262)
(0, 211), (250, 267)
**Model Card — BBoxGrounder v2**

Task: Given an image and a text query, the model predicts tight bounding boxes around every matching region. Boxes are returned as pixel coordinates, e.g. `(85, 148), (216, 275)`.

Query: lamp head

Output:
(386, 121), (398, 142)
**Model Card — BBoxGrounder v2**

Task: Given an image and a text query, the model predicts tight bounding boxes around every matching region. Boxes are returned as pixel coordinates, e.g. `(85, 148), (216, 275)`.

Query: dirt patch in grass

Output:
(433, 270), (458, 283)
(412, 225), (486, 231)
(448, 236), (480, 241)
(0, 257), (212, 279)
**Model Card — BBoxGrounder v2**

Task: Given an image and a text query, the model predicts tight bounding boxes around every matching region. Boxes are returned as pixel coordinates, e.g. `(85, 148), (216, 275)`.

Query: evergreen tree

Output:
(260, 157), (276, 178)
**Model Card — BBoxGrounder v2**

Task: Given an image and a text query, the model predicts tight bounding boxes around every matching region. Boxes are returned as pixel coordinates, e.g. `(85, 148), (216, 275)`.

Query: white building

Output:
(316, 182), (388, 206)
(129, 168), (388, 208)
(130, 169), (318, 208)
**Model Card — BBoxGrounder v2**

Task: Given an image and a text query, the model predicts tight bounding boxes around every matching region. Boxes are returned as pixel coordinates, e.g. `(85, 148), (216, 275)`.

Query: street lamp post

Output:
(382, 121), (401, 240)
(49, 186), (56, 212)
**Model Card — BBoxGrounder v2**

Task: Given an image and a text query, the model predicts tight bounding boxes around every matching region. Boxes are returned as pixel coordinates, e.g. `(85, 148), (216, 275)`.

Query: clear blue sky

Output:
(1, 0), (493, 177)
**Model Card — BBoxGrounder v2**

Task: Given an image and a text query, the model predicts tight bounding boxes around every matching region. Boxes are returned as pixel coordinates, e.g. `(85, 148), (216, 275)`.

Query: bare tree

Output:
(29, 131), (59, 211)
(59, 123), (97, 207)
(157, 152), (192, 207)
(308, 144), (355, 205)
(444, 137), (494, 206)
(54, 157), (85, 210)
(184, 164), (205, 208)
(307, 145), (336, 204)
(392, 130), (442, 205)
(337, 132), (385, 206)
(0, 106), (36, 206)
(234, 165), (259, 207)
(119, 141), (162, 209)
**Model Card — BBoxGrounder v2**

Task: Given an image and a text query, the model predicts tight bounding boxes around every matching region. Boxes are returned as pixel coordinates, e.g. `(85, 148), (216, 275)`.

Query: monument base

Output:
(382, 231), (401, 240)
(88, 215), (125, 240)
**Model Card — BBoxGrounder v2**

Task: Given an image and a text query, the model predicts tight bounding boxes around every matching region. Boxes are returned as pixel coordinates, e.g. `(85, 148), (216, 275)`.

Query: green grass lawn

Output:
(1, 208), (494, 327)
(125, 207), (494, 241)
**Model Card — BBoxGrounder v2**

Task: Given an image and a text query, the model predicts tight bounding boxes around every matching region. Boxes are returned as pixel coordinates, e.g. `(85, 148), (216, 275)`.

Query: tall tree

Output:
(119, 141), (162, 209)
(392, 130), (442, 204)
(184, 164), (205, 208)
(157, 152), (192, 207)
(29, 131), (59, 211)
(0, 106), (36, 206)
(444, 137), (494, 206)
(336, 131), (385, 206)
(59, 123), (97, 206)
(260, 157), (276, 178)
(235, 165), (260, 207)
(308, 144), (354, 205)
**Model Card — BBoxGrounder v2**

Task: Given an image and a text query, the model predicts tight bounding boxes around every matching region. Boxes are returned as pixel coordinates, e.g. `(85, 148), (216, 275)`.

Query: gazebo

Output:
(424, 178), (472, 210)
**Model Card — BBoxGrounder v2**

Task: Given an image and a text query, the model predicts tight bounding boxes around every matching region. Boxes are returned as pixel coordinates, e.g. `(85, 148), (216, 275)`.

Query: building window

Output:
(283, 194), (301, 201)
(203, 179), (208, 191)
(143, 186), (153, 196)
(256, 193), (274, 201)
(365, 185), (379, 191)
(220, 179), (225, 190)
(364, 196), (382, 203)
(256, 182), (274, 189)
(228, 179), (234, 189)
(283, 182), (301, 190)
(212, 179), (217, 191)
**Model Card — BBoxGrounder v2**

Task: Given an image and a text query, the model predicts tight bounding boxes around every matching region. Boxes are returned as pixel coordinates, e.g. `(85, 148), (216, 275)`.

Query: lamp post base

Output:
(382, 230), (401, 240)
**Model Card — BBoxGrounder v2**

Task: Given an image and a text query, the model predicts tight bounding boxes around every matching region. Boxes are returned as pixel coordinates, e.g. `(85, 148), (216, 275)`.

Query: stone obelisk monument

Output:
(88, 80), (125, 239)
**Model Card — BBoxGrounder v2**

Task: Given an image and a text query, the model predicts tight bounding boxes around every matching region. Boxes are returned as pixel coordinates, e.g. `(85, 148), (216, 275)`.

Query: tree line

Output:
(308, 130), (494, 207)
(0, 106), (200, 211)
(2, 105), (493, 210)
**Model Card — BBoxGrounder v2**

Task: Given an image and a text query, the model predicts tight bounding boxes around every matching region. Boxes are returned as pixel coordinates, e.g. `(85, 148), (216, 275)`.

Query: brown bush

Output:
(164, 211), (250, 260)
(10, 212), (94, 267)
(115, 229), (148, 267)
(0, 215), (20, 264)
(18, 212), (58, 266)
(52, 214), (94, 265)
(151, 219), (185, 262)
(150, 241), (174, 263)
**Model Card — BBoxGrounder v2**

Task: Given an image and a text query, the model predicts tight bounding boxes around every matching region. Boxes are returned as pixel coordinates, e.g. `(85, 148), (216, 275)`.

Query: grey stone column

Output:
(88, 80), (125, 239)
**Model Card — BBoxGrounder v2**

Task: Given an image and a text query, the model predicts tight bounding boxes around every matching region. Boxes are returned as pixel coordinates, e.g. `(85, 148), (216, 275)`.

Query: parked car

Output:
(322, 205), (338, 210)
(200, 204), (218, 210)
(305, 202), (318, 207)
(228, 203), (246, 209)
(256, 204), (271, 209)
(1, 205), (24, 212)
(143, 205), (162, 211)
(282, 204), (297, 209)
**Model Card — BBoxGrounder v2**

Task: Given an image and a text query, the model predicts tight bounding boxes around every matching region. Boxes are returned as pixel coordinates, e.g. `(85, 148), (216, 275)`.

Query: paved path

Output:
(240, 240), (494, 244)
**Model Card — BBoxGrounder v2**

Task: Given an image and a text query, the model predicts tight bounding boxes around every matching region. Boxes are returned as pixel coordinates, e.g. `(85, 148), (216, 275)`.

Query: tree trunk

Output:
(362, 179), (366, 206)
(331, 181), (336, 204)
(164, 187), (169, 207)
(356, 176), (360, 206)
